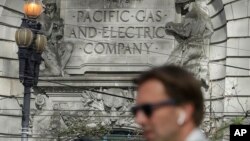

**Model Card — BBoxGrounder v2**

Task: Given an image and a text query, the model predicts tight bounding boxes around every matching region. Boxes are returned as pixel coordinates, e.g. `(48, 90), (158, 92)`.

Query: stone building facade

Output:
(0, 0), (250, 140)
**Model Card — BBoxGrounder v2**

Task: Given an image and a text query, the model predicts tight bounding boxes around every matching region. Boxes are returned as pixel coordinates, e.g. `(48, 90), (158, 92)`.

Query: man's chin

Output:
(144, 132), (155, 141)
(145, 137), (155, 141)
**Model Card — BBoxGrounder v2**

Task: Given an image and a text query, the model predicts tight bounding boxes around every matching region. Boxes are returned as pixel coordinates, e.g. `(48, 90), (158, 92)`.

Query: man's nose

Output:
(135, 111), (148, 125)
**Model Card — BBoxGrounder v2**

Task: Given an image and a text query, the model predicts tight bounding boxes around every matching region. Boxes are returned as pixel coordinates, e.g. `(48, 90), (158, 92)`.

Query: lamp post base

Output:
(21, 86), (31, 141)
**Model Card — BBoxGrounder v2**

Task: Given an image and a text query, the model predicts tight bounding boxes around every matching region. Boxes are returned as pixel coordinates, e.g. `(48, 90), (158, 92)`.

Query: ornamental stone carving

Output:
(32, 87), (137, 139)
(165, 0), (213, 93)
(39, 0), (73, 76)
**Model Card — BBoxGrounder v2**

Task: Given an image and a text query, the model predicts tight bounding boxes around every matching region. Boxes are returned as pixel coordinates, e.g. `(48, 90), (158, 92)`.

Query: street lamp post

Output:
(15, 0), (47, 140)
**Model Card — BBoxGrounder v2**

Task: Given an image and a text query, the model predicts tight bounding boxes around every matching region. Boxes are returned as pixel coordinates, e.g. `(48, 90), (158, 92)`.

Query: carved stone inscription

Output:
(60, 0), (176, 73)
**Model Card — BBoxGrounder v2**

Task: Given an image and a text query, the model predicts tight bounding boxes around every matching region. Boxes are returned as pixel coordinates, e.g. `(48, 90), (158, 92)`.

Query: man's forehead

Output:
(138, 79), (164, 92)
(136, 80), (169, 103)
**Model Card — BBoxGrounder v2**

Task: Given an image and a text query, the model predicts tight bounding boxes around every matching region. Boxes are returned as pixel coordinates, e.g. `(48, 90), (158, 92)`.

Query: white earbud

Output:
(177, 110), (186, 126)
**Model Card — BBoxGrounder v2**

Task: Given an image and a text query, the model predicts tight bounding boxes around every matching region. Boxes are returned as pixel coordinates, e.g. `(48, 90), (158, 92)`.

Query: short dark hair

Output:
(134, 65), (204, 126)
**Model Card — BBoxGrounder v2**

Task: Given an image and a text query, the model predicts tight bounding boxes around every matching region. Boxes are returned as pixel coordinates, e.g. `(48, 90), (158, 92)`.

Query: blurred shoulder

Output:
(186, 128), (209, 141)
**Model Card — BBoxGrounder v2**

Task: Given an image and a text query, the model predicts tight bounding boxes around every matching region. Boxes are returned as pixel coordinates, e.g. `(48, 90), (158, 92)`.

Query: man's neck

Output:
(174, 122), (196, 141)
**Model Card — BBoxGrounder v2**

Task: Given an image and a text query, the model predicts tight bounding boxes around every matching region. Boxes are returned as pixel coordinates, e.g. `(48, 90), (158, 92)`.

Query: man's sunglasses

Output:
(131, 100), (176, 118)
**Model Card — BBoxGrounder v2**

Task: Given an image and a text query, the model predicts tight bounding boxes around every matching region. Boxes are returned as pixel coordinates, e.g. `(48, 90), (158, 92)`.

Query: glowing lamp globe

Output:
(35, 34), (47, 53)
(15, 28), (34, 48)
(23, 0), (43, 18)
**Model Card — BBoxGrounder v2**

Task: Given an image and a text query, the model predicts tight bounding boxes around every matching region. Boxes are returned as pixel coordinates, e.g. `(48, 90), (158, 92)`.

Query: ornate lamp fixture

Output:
(24, 0), (43, 19)
(15, 28), (34, 48)
(15, 0), (47, 140)
(35, 34), (47, 53)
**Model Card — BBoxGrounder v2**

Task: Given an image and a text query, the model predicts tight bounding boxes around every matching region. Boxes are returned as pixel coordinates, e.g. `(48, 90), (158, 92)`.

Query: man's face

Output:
(135, 79), (180, 141)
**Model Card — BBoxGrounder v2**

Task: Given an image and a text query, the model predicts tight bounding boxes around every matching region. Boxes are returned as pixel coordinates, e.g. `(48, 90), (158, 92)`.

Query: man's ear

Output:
(177, 104), (194, 125)
(177, 110), (186, 126)
(183, 103), (194, 123)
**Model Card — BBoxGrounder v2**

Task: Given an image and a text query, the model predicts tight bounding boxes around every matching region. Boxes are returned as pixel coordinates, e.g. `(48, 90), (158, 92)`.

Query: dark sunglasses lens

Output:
(131, 107), (138, 116)
(142, 104), (153, 117)
(131, 104), (153, 117)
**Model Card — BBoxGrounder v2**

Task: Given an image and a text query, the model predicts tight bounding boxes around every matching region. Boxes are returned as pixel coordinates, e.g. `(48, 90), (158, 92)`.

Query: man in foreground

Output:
(132, 65), (208, 141)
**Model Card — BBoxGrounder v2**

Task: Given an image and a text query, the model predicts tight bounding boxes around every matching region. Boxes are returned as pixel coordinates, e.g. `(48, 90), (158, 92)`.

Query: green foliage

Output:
(57, 121), (111, 139)
(211, 117), (245, 141)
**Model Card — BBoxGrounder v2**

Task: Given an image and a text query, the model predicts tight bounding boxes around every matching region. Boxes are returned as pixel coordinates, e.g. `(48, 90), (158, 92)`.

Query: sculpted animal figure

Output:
(40, 0), (73, 76)
(165, 0), (213, 92)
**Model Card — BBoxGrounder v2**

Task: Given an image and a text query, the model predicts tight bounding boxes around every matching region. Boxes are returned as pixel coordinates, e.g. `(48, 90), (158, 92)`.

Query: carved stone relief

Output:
(39, 0), (73, 77)
(31, 94), (67, 140)
(32, 87), (137, 139)
(33, 0), (214, 139)
(104, 0), (144, 8)
(165, 0), (213, 93)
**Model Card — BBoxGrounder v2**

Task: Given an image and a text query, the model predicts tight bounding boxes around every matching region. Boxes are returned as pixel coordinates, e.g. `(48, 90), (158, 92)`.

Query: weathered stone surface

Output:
(38, 75), (136, 87)
(0, 77), (11, 95)
(0, 25), (17, 41)
(0, 59), (2, 76)
(210, 79), (225, 98)
(209, 42), (227, 60)
(222, 0), (238, 5)
(207, 0), (224, 17)
(231, 0), (248, 19)
(0, 78), (23, 96)
(0, 0), (6, 6)
(239, 38), (250, 56)
(204, 99), (224, 118)
(1, 0), (24, 13)
(0, 98), (22, 115)
(229, 38), (250, 56)
(224, 4), (234, 20)
(0, 59), (19, 78)
(225, 77), (250, 96)
(227, 19), (249, 37)
(10, 79), (24, 96)
(209, 60), (226, 80)
(211, 100), (224, 115)
(226, 58), (250, 76)
(0, 6), (3, 15)
(0, 41), (18, 59)
(0, 116), (21, 135)
(0, 8), (23, 18)
(227, 39), (239, 56)
(210, 26), (227, 43)
(211, 10), (227, 29)
(0, 16), (22, 27)
(224, 97), (250, 114)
